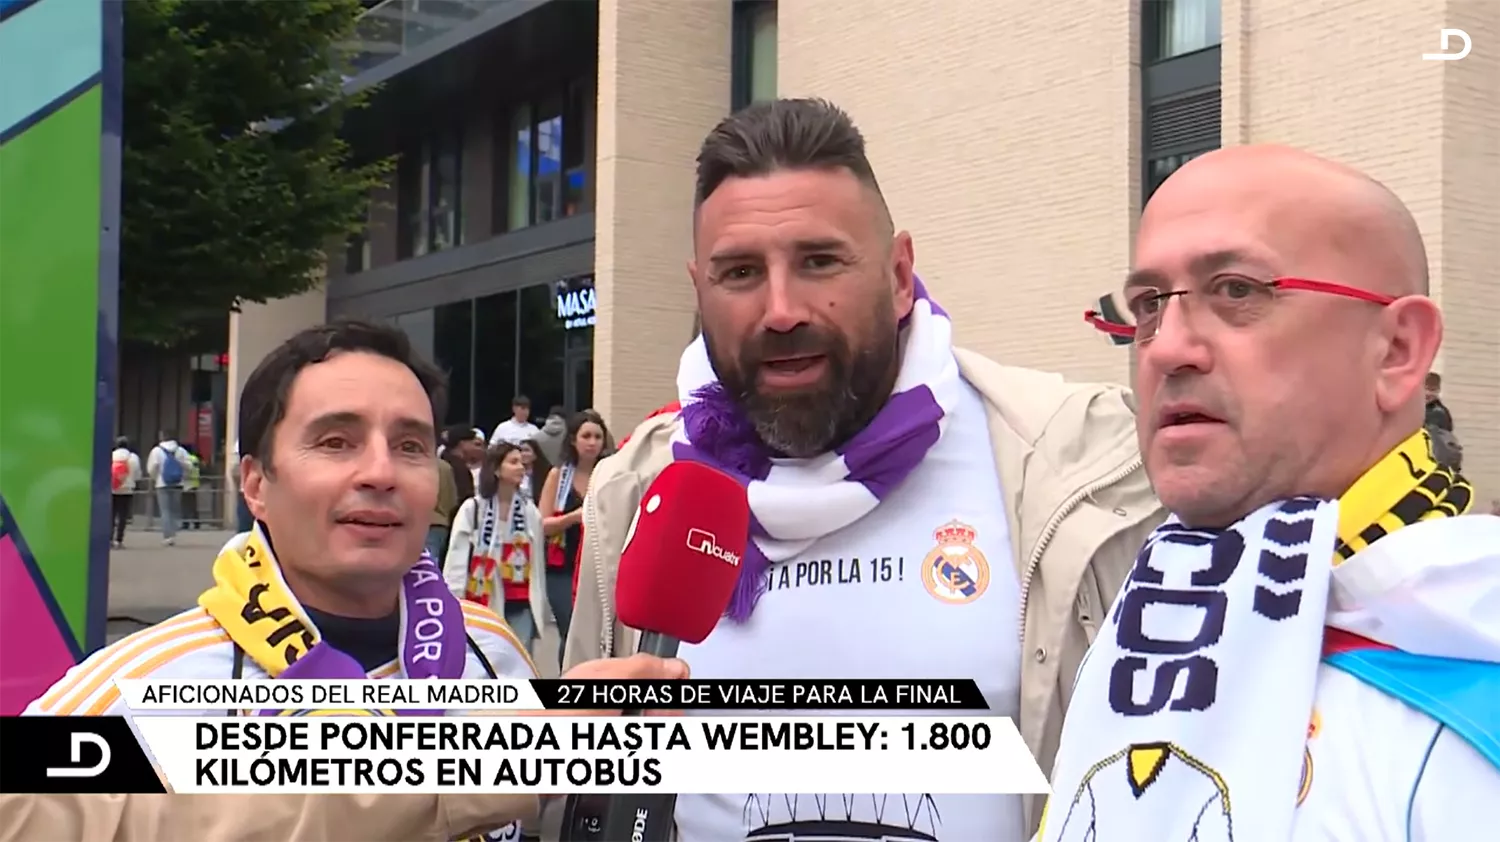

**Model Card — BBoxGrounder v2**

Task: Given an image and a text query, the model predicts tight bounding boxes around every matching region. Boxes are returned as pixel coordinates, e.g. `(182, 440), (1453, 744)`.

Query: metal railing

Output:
(121, 476), (234, 532)
(341, 0), (492, 78)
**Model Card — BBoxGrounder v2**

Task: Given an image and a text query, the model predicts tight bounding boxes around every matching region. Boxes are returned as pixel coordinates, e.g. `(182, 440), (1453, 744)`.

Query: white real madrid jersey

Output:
(24, 600), (536, 719)
(674, 381), (1026, 842)
(25, 601), (538, 842)
(1290, 667), (1500, 841)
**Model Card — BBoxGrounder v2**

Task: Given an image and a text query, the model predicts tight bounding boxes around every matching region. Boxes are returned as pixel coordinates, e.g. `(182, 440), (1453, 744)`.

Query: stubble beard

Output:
(708, 307), (900, 459)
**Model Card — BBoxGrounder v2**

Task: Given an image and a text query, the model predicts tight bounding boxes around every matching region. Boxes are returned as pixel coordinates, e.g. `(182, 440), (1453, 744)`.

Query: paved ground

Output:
(105, 527), (561, 677)
(105, 528), (232, 642)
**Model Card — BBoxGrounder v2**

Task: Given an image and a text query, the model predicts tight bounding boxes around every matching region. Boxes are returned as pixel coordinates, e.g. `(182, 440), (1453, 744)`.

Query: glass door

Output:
(564, 349), (593, 414)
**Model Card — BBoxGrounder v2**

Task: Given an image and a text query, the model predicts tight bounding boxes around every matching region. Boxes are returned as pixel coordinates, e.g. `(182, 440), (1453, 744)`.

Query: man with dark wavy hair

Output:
(13, 320), (687, 841)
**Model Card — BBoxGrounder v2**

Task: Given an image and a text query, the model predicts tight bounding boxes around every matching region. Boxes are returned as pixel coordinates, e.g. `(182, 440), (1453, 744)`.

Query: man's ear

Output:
(891, 230), (916, 320)
(240, 455), (268, 522)
(1375, 295), (1443, 414)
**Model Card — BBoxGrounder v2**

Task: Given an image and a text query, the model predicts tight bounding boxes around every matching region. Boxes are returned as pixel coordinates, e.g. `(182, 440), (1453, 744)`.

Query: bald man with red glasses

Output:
(1051, 146), (1500, 842)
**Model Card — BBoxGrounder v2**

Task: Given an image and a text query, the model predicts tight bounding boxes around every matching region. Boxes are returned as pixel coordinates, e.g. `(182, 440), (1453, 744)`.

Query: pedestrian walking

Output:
(146, 430), (191, 545)
(108, 436), (142, 548)
(180, 444), (202, 529)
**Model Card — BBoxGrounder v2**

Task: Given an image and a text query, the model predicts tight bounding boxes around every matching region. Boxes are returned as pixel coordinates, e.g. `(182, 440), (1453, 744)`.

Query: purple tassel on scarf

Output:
(679, 382), (776, 622)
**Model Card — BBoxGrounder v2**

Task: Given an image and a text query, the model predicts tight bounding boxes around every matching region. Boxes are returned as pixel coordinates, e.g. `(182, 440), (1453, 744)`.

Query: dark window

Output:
(567, 345), (593, 413)
(560, 276), (596, 413)
(563, 78), (589, 217)
(190, 370), (215, 405)
(392, 309), (436, 363)
(1144, 0), (1221, 63)
(395, 125), (464, 259)
(533, 93), (564, 226)
(1143, 87), (1222, 200)
(428, 125), (463, 252)
(393, 310), (435, 360)
(473, 290), (519, 432)
(504, 102), (533, 232)
(1146, 149), (1214, 199)
(344, 231), (368, 274)
(732, 1), (777, 111)
(344, 204), (371, 274)
(498, 78), (594, 234)
(397, 277), (593, 432)
(385, 309), (446, 421)
(433, 300), (474, 426)
(396, 147), (424, 260)
(517, 283), (569, 419)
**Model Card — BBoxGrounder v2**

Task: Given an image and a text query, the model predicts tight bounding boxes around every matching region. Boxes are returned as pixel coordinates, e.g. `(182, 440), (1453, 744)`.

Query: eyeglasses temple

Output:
(1084, 310), (1137, 339)
(1274, 278), (1398, 306)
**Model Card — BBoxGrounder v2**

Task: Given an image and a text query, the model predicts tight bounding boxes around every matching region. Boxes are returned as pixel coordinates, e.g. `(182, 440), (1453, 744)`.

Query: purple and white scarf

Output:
(672, 278), (961, 621)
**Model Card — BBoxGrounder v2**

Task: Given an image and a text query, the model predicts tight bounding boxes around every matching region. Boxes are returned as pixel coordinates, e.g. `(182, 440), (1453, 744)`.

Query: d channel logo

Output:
(45, 732), (112, 778)
(1423, 28), (1472, 61)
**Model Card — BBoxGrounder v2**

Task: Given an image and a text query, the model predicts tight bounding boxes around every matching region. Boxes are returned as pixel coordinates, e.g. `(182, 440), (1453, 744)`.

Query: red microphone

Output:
(560, 461), (749, 842)
(614, 459), (751, 657)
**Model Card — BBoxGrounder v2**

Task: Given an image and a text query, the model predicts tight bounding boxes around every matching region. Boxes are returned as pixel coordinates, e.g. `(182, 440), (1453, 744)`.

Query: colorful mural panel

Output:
(0, 0), (121, 714)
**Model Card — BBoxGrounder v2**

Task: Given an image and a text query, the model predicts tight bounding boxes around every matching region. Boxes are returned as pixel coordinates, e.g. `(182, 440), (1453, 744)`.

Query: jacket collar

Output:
(954, 347), (1144, 572)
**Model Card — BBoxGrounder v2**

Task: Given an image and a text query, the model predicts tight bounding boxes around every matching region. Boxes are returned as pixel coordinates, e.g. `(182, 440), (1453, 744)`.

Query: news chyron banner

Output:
(1, 680), (1050, 796)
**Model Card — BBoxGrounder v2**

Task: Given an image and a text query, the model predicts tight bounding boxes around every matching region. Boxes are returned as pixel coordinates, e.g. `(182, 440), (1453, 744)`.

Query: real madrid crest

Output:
(1297, 708), (1321, 806)
(921, 519), (990, 604)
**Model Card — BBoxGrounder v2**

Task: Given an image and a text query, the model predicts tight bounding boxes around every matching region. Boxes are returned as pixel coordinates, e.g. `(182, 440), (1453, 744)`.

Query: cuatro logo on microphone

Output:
(686, 527), (740, 566)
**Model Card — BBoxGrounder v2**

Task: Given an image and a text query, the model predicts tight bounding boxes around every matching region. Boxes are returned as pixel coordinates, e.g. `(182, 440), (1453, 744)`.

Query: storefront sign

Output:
(556, 277), (596, 330)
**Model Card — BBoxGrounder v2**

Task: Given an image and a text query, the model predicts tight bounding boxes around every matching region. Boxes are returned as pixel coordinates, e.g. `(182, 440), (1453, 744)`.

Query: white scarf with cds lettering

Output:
(1041, 497), (1340, 842)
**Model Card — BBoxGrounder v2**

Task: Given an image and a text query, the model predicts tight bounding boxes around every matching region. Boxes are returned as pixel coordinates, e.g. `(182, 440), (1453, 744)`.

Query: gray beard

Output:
(706, 301), (900, 459)
(746, 383), (859, 458)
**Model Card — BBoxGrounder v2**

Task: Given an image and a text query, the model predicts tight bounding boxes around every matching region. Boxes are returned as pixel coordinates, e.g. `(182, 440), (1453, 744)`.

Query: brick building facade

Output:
(228, 0), (1498, 498)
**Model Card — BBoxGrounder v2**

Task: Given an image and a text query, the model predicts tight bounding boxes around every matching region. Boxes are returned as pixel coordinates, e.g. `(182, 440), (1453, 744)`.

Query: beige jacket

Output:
(563, 348), (1166, 833)
(0, 793), (538, 842)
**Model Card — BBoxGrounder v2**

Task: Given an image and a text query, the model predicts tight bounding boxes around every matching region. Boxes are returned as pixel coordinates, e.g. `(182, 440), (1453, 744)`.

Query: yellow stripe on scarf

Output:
(198, 529), (319, 676)
(1334, 428), (1474, 564)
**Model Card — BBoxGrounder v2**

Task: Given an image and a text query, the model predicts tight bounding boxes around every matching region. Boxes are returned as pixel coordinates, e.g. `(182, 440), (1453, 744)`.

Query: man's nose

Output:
(1140, 297), (1213, 375)
(760, 264), (813, 334)
(353, 438), (399, 489)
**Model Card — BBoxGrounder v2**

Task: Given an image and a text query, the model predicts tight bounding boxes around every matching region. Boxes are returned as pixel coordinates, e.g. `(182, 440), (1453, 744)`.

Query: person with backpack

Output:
(146, 430), (191, 546)
(108, 436), (142, 549)
(180, 444), (203, 530)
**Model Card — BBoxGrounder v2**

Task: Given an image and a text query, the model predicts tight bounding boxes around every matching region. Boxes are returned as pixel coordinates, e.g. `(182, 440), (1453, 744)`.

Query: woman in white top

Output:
(443, 442), (547, 649)
(517, 439), (541, 502)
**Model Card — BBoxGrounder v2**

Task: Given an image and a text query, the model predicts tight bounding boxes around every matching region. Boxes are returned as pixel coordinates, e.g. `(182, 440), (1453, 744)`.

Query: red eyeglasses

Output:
(1085, 275), (1397, 345)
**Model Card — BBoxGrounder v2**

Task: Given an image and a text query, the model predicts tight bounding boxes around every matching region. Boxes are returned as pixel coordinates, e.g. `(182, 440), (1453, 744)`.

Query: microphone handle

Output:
(597, 792), (678, 841)
(634, 630), (680, 659)
(622, 632), (680, 717)
(561, 631), (683, 841)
